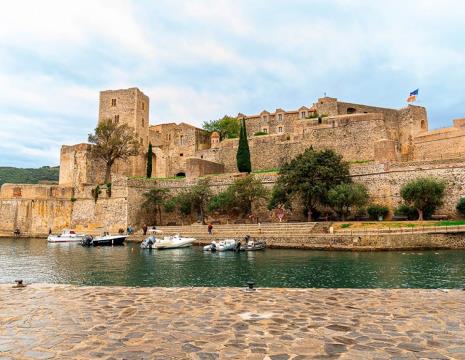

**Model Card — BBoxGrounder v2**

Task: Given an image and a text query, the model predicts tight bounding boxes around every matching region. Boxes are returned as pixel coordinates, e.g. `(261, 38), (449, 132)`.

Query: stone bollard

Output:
(13, 279), (26, 288)
(246, 280), (256, 292)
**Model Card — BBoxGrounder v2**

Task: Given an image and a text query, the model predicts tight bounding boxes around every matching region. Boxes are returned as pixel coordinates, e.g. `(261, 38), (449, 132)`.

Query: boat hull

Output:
(47, 236), (85, 243)
(81, 235), (127, 247)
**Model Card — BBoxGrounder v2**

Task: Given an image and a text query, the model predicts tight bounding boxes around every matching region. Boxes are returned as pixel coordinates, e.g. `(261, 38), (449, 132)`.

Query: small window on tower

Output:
(111, 99), (116, 107)
(278, 114), (283, 121)
(142, 102), (145, 110)
(180, 153), (184, 157)
(142, 118), (144, 126)
(114, 115), (119, 123)
(278, 126), (283, 133)
(180, 135), (184, 145)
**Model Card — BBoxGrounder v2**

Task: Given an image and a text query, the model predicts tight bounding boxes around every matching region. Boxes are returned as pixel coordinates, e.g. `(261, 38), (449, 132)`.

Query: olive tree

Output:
(400, 177), (446, 221)
(328, 183), (369, 220)
(88, 119), (141, 183)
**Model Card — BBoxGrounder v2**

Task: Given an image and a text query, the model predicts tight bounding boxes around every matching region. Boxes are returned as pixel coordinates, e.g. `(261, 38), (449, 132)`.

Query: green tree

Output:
(400, 177), (446, 221)
(146, 142), (153, 178)
(209, 175), (267, 218)
(202, 115), (240, 140)
(188, 178), (213, 224)
(88, 119), (141, 183)
(457, 198), (465, 216)
(208, 191), (235, 214)
(236, 118), (251, 173)
(142, 188), (169, 225)
(328, 183), (369, 220)
(269, 147), (351, 221)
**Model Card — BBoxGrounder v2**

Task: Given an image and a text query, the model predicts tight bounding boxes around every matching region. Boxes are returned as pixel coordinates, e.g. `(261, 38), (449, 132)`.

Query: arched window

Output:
(347, 107), (356, 114)
(421, 120), (426, 130)
(176, 172), (186, 178)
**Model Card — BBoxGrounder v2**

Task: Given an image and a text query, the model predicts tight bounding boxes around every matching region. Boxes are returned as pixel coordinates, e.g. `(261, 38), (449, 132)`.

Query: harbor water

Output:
(1, 237), (465, 288)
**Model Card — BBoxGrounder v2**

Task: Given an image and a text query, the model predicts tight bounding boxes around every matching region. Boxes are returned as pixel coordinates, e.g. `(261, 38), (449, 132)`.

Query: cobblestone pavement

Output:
(1, 285), (465, 359)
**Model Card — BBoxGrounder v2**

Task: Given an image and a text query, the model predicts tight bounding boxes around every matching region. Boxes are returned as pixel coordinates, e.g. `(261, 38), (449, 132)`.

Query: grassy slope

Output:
(0, 166), (59, 186)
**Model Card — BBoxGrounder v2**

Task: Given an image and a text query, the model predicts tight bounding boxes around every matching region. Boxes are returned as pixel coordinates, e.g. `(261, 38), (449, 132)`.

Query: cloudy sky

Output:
(1, 0), (465, 167)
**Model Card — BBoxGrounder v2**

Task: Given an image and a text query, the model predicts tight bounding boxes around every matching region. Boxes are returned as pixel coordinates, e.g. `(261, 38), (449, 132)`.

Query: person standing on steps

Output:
(142, 224), (148, 236)
(207, 223), (213, 235)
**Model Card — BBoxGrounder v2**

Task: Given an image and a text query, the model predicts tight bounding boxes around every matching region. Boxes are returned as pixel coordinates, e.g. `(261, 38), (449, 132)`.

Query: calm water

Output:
(1, 238), (465, 288)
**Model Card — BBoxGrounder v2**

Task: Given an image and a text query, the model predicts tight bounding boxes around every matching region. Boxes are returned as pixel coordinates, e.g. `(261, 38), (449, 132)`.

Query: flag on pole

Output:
(407, 88), (419, 102)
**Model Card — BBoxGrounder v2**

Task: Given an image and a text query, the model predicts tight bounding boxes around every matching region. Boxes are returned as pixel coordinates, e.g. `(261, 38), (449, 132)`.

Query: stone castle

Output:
(60, 87), (439, 186)
(2, 87), (465, 235)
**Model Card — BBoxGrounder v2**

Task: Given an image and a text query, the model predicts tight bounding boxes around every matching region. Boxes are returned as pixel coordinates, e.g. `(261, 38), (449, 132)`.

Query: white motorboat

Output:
(142, 234), (195, 250)
(47, 229), (86, 243)
(203, 239), (237, 252)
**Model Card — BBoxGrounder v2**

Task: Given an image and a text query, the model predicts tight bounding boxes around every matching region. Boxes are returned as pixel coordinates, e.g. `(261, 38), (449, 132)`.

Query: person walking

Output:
(207, 223), (213, 235)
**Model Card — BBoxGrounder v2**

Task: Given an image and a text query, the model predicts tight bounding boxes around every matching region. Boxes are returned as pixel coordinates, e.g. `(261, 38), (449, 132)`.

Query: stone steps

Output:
(153, 222), (320, 238)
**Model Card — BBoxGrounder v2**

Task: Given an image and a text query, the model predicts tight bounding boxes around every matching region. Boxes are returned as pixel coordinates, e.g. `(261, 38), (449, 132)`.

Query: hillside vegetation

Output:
(0, 166), (59, 186)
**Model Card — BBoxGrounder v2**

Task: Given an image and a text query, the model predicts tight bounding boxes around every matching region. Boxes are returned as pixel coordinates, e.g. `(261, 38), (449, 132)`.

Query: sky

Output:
(1, 0), (465, 167)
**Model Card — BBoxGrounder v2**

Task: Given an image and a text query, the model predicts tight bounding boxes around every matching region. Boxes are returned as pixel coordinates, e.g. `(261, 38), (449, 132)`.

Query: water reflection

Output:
(1, 238), (465, 288)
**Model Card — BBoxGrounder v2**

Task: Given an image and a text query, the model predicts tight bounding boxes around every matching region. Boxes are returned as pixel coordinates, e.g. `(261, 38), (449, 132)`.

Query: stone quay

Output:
(1, 284), (465, 359)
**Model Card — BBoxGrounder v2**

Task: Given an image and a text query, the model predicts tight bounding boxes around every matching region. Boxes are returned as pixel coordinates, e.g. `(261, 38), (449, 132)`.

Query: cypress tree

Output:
(236, 118), (251, 173)
(146, 142), (153, 178)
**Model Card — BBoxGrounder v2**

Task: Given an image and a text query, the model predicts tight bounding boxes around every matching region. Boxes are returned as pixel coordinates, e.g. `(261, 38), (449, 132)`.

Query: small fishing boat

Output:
(140, 234), (195, 250)
(239, 238), (266, 251)
(203, 239), (237, 252)
(81, 234), (127, 247)
(47, 229), (86, 243)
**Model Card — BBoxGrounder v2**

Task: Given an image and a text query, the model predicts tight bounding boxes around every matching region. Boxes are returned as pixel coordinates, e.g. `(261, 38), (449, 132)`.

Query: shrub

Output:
(394, 204), (418, 220)
(367, 204), (389, 220)
(253, 131), (268, 136)
(457, 198), (465, 216)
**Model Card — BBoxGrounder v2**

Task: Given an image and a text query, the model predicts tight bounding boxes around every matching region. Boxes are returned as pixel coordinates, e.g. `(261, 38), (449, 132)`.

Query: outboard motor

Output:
(81, 235), (93, 247)
(211, 242), (217, 252)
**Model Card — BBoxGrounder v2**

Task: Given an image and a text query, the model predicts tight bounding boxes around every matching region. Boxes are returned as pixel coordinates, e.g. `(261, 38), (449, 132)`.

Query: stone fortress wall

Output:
(2, 87), (465, 235)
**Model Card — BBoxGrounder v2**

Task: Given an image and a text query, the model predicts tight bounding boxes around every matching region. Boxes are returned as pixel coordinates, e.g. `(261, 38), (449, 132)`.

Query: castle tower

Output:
(98, 88), (150, 177)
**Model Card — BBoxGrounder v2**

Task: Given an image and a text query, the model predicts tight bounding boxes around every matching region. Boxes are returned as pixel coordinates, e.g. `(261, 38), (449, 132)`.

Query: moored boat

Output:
(142, 234), (195, 250)
(203, 239), (237, 252)
(81, 234), (127, 247)
(239, 236), (266, 251)
(47, 229), (86, 243)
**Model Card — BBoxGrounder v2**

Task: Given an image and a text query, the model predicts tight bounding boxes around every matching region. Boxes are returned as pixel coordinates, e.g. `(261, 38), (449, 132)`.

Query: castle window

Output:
(142, 118), (144, 126)
(262, 115), (268, 122)
(114, 115), (119, 123)
(262, 128), (268, 133)
(300, 111), (306, 119)
(142, 102), (145, 110)
(421, 120), (426, 130)
(180, 135), (184, 145)
(347, 107), (356, 114)
(180, 153), (184, 157)
(111, 99), (116, 107)
(278, 113), (283, 121)
(278, 126), (283, 133)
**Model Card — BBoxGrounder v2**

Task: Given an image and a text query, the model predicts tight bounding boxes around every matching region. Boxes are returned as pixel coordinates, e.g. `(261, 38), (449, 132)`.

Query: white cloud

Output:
(1, 0), (465, 166)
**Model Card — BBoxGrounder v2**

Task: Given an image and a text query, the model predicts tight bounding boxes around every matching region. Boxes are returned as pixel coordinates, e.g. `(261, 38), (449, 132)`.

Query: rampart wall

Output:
(3, 158), (465, 236)
(203, 113), (393, 172)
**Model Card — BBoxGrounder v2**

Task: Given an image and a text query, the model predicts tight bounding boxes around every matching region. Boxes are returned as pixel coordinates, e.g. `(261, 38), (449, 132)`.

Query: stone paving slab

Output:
(1, 285), (465, 359)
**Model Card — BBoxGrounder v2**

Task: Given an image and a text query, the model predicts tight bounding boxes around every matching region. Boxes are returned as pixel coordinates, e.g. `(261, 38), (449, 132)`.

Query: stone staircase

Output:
(155, 222), (319, 239)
